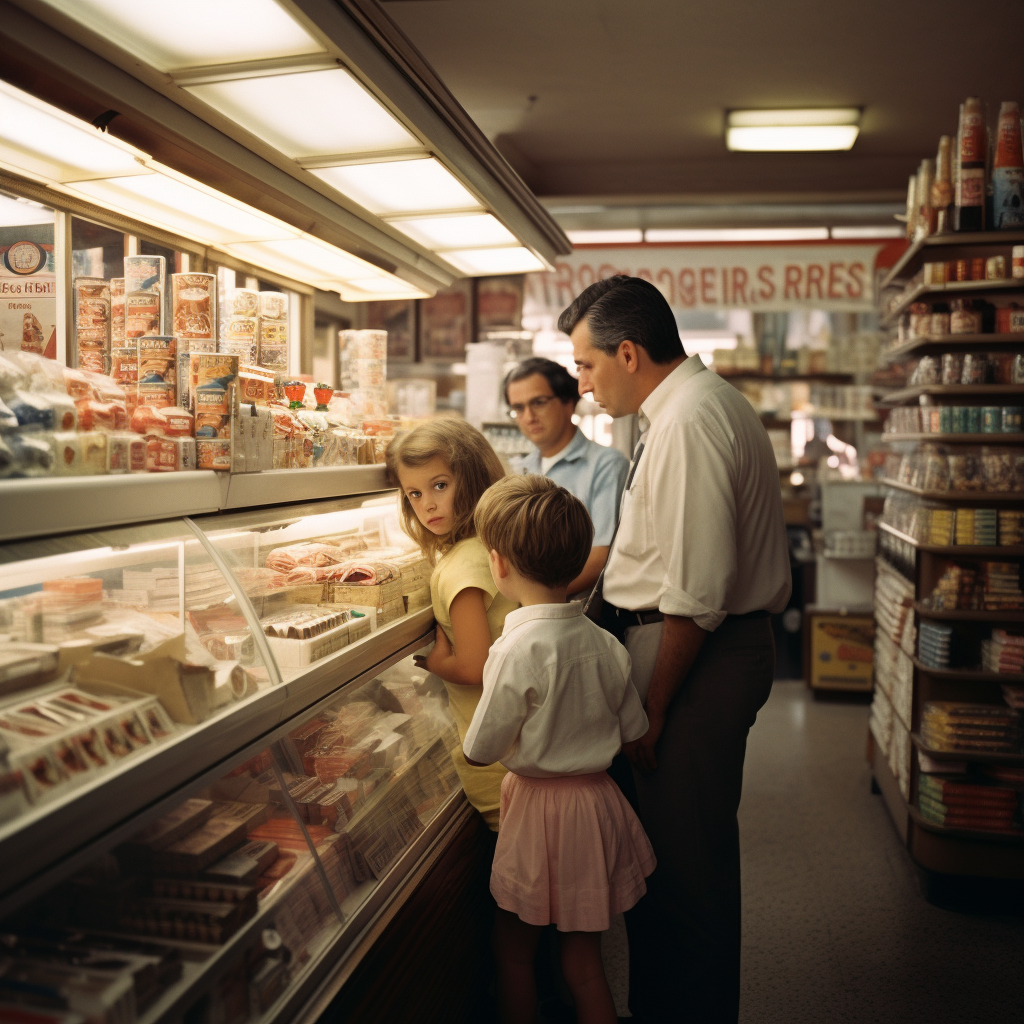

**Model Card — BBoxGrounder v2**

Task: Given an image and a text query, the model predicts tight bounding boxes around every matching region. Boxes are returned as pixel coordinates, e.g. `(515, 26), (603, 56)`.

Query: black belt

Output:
(607, 605), (770, 629)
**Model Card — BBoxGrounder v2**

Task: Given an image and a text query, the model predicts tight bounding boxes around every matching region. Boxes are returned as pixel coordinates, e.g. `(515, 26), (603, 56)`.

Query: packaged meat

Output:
(124, 254), (166, 295)
(125, 291), (162, 340)
(110, 347), (139, 386)
(191, 353), (237, 439)
(0, 397), (17, 432)
(76, 398), (129, 432)
(172, 273), (216, 341)
(146, 436), (196, 472)
(227, 287), (259, 317)
(196, 438), (232, 471)
(138, 335), (176, 384)
(110, 276), (125, 346)
(10, 390), (55, 431)
(137, 382), (175, 410)
(131, 404), (194, 437)
(74, 278), (110, 372)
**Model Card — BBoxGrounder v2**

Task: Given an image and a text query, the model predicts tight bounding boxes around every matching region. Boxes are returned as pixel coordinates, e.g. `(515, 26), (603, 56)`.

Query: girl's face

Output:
(398, 456), (457, 536)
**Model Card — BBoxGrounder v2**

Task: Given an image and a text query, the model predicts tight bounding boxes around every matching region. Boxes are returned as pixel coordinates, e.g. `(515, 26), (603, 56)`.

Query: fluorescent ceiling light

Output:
(40, 0), (323, 72)
(310, 158), (481, 216)
(441, 247), (547, 276)
(644, 228), (830, 242)
(186, 68), (416, 158)
(0, 81), (146, 182)
(830, 225), (904, 239)
(566, 230), (643, 245)
(70, 171), (297, 244)
(341, 278), (429, 300)
(224, 238), (386, 286)
(727, 108), (860, 151)
(389, 213), (516, 250)
(0, 194), (52, 227)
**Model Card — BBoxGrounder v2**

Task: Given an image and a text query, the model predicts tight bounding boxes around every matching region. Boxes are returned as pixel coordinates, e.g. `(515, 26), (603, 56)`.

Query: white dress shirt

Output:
(463, 602), (648, 777)
(603, 355), (791, 631)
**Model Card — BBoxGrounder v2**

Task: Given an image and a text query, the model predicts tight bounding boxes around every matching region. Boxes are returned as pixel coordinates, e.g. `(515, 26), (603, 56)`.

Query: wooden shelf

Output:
(911, 731), (1024, 765)
(878, 521), (1024, 557)
(914, 601), (1024, 623)
(878, 383), (1024, 405)
(717, 371), (853, 383)
(884, 433), (1024, 444)
(907, 804), (1024, 844)
(911, 656), (1023, 683)
(880, 229), (1024, 289)
(883, 333), (1024, 363)
(879, 478), (1024, 502)
(882, 279), (1024, 328)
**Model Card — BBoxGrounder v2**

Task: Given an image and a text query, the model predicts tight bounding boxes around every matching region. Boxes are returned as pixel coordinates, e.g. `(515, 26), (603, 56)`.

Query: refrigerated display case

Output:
(0, 479), (487, 1024)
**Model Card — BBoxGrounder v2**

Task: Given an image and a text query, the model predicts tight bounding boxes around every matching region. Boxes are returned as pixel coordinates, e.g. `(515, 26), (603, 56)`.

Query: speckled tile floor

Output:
(737, 680), (1024, 1024)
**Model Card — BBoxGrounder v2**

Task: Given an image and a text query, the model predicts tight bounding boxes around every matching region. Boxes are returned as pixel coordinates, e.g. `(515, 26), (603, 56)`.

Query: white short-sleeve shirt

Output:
(602, 355), (792, 631)
(463, 602), (648, 777)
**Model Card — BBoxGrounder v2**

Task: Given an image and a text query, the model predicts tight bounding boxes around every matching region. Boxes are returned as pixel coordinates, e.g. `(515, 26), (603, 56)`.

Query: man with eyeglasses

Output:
(504, 356), (628, 596)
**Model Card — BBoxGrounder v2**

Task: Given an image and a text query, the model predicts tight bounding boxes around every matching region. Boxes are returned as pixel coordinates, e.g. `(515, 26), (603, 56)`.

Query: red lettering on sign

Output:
(700, 267), (716, 304)
(599, 263), (621, 281)
(636, 267), (654, 284)
(554, 262), (575, 309)
(847, 262), (865, 299)
(827, 262), (844, 300)
(721, 267), (729, 305)
(758, 266), (774, 300)
(656, 268), (675, 305)
(679, 269), (696, 308)
(806, 264), (824, 300)
(783, 265), (802, 300)
(731, 267), (749, 304)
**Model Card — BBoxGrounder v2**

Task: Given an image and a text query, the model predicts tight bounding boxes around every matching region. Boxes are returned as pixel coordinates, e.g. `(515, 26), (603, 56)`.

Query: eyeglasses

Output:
(508, 395), (556, 420)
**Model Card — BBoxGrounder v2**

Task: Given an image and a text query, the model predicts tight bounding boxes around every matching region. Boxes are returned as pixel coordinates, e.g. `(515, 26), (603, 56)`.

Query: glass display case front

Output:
(0, 652), (461, 1024)
(0, 489), (441, 902)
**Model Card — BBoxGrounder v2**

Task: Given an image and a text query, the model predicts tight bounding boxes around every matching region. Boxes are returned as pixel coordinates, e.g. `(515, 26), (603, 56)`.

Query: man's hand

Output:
(623, 709), (665, 773)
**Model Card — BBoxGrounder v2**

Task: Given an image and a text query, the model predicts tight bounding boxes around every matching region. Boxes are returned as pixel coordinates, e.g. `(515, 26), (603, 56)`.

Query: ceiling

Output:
(381, 0), (1023, 226)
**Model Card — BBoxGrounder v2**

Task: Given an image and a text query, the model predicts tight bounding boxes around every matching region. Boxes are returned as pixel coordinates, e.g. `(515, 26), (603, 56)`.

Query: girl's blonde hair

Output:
(385, 419), (505, 563)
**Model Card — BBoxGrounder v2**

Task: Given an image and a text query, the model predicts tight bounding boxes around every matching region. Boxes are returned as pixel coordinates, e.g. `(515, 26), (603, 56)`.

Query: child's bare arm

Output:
(424, 587), (492, 685)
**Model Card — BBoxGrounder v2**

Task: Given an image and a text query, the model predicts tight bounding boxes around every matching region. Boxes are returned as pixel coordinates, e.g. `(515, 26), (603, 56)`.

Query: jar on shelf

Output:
(930, 304), (951, 335)
(986, 255), (1007, 280)
(948, 447), (984, 491)
(941, 352), (963, 384)
(980, 446), (1016, 492)
(912, 355), (940, 384)
(1001, 406), (1023, 433)
(921, 444), (950, 491)
(1014, 354), (1024, 384)
(967, 406), (983, 433)
(960, 351), (991, 384)
(981, 406), (1002, 433)
(909, 303), (931, 339)
(950, 299), (982, 335)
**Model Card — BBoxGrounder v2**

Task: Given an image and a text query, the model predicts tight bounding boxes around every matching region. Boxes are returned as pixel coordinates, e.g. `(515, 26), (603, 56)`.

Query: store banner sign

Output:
(525, 243), (887, 318)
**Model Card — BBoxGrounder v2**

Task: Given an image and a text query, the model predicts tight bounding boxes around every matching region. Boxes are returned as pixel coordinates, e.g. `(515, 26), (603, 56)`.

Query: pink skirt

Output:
(491, 770), (656, 933)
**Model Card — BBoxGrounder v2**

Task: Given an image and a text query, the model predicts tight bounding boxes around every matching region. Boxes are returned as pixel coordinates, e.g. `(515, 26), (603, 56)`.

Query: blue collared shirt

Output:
(514, 428), (629, 546)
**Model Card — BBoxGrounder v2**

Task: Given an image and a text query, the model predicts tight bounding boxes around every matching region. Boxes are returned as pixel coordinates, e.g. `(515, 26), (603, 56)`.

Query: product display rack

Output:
(872, 233), (1024, 884)
(0, 477), (494, 1024)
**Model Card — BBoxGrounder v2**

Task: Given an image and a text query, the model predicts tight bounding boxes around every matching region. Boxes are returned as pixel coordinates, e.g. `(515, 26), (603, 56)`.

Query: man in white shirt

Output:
(563, 275), (791, 1024)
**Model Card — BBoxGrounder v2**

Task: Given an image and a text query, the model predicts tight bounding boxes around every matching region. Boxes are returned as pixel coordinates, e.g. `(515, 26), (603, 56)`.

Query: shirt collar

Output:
(501, 601), (584, 633)
(549, 427), (588, 465)
(638, 354), (706, 433)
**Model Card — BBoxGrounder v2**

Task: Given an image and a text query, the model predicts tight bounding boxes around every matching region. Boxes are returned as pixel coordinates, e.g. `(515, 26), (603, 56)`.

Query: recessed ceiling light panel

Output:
(441, 247), (547, 276)
(390, 213), (516, 250)
(727, 108), (860, 152)
(40, 0), (323, 72)
(186, 68), (416, 158)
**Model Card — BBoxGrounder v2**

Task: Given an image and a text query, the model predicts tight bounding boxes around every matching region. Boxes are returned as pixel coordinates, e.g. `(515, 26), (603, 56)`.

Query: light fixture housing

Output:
(441, 247), (547, 276)
(389, 213), (516, 250)
(566, 230), (644, 245)
(644, 228), (830, 243)
(726, 108), (861, 152)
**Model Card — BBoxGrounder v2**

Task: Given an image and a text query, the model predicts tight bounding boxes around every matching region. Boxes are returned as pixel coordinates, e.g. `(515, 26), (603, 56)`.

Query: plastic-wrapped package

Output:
(9, 390), (56, 431)
(7, 434), (54, 476)
(948, 448), (984, 492)
(172, 273), (217, 345)
(0, 354), (28, 397)
(130, 405), (194, 438)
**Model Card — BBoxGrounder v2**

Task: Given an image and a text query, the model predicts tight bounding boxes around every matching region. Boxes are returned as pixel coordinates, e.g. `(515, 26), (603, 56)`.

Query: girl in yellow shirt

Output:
(385, 420), (516, 830)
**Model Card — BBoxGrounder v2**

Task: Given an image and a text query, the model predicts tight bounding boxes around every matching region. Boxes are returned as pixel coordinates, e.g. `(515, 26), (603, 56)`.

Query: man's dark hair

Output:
(503, 356), (579, 405)
(557, 275), (685, 364)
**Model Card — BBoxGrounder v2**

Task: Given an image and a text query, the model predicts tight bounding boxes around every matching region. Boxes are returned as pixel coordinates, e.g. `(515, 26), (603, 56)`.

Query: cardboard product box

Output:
(264, 611), (373, 667)
(190, 353), (238, 436)
(808, 612), (874, 691)
(327, 577), (402, 618)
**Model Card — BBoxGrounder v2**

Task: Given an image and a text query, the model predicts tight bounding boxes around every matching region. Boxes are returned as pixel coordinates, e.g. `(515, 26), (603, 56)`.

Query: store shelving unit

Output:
(0, 478), (493, 1024)
(883, 333), (1024, 364)
(872, 232), (1024, 886)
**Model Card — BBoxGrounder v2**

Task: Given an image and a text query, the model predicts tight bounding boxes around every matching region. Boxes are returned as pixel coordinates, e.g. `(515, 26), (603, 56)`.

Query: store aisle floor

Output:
(739, 681), (1024, 1024)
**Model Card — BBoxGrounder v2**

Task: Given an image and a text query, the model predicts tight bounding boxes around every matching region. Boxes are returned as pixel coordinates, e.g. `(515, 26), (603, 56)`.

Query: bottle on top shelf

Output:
(931, 135), (954, 234)
(954, 97), (986, 233)
(992, 101), (1024, 230)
